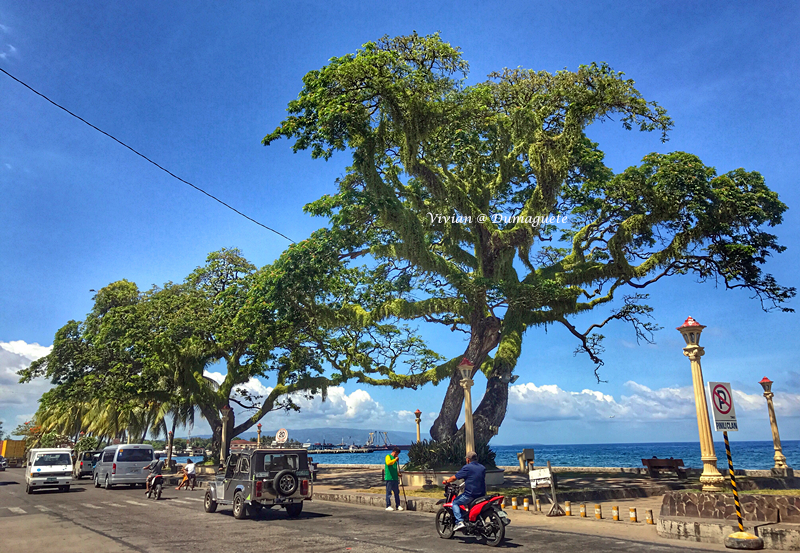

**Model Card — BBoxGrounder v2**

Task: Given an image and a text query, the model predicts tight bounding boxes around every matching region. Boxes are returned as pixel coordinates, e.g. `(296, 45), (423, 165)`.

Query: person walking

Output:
(442, 451), (486, 532)
(384, 447), (404, 511)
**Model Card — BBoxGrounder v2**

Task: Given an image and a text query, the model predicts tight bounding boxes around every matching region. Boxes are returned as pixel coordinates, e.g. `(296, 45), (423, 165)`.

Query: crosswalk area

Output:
(1, 496), (205, 518)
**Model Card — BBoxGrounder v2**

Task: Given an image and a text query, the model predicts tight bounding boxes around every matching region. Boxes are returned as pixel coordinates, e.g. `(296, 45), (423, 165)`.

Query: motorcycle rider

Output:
(442, 451), (486, 532)
(142, 453), (165, 496)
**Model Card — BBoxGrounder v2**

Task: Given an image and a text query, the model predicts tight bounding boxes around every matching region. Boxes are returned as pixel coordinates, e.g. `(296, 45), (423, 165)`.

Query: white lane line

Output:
(34, 505), (51, 512)
(8, 507), (26, 514)
(84, 504), (102, 509)
(170, 500), (190, 505)
(183, 497), (203, 502)
(125, 500), (148, 506)
(102, 502), (124, 508)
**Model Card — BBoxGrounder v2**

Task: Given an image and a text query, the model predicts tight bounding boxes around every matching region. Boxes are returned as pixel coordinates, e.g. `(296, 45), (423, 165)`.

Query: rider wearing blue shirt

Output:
(443, 451), (486, 532)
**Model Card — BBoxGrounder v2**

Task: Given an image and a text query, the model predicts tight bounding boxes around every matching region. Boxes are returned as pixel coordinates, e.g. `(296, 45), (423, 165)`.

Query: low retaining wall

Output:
(660, 490), (800, 524)
(657, 516), (800, 550)
(401, 469), (504, 487)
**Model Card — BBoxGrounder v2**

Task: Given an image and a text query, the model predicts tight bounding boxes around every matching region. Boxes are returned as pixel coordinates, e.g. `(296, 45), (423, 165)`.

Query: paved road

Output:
(0, 468), (707, 552)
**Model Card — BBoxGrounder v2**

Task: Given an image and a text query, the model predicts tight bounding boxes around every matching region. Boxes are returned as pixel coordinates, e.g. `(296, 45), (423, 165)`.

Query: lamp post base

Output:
(700, 461), (724, 492)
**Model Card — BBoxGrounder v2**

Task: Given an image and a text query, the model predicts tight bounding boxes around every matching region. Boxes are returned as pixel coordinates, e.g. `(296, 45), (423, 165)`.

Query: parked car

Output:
(73, 450), (102, 479)
(204, 448), (313, 519)
(93, 444), (154, 489)
(0, 455), (6, 470)
(25, 448), (73, 493)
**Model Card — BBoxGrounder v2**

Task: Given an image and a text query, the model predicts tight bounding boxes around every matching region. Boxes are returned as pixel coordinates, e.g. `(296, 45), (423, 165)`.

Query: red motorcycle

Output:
(435, 482), (510, 546)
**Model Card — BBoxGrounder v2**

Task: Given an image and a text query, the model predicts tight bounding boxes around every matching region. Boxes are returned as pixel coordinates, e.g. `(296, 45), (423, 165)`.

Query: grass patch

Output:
(740, 489), (800, 496)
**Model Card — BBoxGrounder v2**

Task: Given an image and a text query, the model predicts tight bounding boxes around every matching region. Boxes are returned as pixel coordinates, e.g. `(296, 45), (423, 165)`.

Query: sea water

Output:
(305, 440), (799, 470)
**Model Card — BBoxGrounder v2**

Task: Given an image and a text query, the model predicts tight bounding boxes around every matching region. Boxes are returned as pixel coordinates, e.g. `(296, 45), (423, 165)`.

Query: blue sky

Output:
(1, 1), (798, 449)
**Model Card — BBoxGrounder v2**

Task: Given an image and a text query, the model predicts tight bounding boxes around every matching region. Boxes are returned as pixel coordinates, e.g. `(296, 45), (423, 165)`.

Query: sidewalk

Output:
(311, 465), (729, 551)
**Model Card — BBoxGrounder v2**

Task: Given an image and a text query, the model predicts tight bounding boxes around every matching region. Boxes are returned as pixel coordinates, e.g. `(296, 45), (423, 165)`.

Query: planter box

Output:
(401, 468), (504, 487)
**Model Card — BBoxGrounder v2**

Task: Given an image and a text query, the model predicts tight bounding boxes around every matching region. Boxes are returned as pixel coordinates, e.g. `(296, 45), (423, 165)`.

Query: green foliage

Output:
(264, 32), (794, 442)
(404, 438), (497, 471)
(39, 432), (71, 448)
(74, 435), (100, 453)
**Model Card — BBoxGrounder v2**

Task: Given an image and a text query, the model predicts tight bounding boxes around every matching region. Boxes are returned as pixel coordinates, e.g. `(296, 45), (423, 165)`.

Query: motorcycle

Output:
(146, 474), (163, 500)
(435, 481), (510, 547)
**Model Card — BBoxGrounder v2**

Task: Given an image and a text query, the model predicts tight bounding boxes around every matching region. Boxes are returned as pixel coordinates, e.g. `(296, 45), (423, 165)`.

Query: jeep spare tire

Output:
(273, 470), (298, 496)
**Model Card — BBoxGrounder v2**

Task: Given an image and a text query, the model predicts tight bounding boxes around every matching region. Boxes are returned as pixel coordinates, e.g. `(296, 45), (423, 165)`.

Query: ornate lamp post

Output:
(257, 423), (262, 447)
(414, 409), (422, 443)
(677, 317), (724, 491)
(220, 405), (232, 463)
(759, 377), (790, 474)
(458, 358), (476, 455)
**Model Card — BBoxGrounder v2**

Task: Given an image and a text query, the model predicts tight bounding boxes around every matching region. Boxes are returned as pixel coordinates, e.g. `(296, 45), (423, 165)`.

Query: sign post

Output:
(528, 461), (564, 516)
(708, 382), (763, 550)
(275, 428), (289, 448)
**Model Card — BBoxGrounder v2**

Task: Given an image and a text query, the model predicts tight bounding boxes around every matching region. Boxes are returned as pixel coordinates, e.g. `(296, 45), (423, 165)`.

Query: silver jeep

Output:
(204, 448), (313, 519)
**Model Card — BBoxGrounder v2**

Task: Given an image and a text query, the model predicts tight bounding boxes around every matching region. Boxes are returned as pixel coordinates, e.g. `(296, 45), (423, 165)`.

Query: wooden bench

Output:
(642, 457), (687, 479)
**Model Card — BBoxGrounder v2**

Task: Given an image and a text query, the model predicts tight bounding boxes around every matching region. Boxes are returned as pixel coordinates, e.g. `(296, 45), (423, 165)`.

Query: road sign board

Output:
(529, 467), (552, 488)
(708, 382), (738, 431)
(275, 428), (289, 444)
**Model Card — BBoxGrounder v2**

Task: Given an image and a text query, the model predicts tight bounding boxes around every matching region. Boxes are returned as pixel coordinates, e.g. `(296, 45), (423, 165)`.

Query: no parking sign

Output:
(708, 381), (738, 431)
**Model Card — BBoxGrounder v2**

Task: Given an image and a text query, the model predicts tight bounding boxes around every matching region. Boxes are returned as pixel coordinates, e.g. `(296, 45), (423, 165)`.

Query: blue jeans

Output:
(385, 480), (400, 507)
(452, 493), (473, 524)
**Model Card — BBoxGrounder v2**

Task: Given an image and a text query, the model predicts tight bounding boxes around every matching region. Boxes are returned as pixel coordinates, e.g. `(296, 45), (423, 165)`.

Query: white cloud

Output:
(507, 380), (800, 423)
(0, 341), (53, 432)
(0, 24), (9, 34)
(203, 370), (273, 400)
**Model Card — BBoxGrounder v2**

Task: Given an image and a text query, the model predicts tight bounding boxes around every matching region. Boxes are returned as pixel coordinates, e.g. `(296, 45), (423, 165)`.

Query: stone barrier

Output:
(660, 490), (800, 524)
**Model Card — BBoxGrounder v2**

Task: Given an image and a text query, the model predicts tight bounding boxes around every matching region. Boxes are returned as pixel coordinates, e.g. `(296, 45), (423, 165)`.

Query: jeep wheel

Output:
(273, 470), (299, 496)
(285, 502), (303, 518)
(204, 490), (217, 513)
(233, 491), (248, 519)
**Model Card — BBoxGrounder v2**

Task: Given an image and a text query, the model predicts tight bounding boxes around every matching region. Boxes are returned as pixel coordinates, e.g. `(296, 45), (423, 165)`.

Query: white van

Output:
(93, 444), (154, 489)
(25, 448), (73, 494)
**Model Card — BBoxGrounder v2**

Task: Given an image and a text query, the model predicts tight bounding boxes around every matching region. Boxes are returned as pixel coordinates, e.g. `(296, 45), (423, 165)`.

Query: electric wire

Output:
(0, 66), (295, 243)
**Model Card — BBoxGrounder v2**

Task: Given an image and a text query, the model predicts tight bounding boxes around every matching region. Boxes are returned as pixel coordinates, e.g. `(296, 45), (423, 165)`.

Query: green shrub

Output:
(404, 437), (497, 471)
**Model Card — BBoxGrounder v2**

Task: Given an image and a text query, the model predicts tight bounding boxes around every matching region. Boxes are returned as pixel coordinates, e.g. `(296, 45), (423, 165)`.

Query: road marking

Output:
(102, 502), (124, 507)
(170, 500), (190, 505)
(34, 505), (51, 512)
(125, 500), (148, 506)
(8, 507), (26, 514)
(183, 497), (203, 502)
(84, 504), (102, 509)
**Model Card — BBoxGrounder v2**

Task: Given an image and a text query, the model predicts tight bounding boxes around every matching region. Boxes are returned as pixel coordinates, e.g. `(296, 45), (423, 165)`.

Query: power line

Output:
(0, 66), (295, 243)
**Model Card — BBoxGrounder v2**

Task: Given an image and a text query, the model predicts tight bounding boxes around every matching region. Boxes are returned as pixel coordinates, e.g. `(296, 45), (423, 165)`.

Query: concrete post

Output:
(678, 317), (723, 491)
(759, 378), (789, 471)
(220, 405), (231, 463)
(257, 423), (262, 447)
(414, 409), (422, 443)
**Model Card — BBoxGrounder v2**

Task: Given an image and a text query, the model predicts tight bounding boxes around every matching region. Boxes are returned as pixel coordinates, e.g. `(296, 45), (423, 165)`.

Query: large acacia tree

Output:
(264, 33), (794, 444)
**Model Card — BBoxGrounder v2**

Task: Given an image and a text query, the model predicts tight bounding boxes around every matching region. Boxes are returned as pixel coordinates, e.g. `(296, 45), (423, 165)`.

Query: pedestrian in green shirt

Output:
(384, 447), (403, 511)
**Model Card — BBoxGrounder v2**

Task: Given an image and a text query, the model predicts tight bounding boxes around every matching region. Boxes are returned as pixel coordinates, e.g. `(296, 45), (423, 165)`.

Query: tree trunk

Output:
(429, 315), (501, 441)
(166, 414), (178, 471)
(464, 318), (522, 445)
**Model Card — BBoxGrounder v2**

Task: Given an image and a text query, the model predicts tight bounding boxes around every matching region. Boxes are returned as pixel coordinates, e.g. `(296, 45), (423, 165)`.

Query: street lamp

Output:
(759, 377), (790, 474)
(257, 423), (262, 447)
(677, 316), (724, 491)
(458, 358), (476, 455)
(220, 405), (232, 463)
(414, 409), (422, 443)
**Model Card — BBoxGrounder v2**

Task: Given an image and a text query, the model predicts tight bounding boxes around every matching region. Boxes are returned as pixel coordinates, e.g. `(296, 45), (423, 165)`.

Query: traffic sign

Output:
(708, 382), (738, 431)
(275, 428), (289, 444)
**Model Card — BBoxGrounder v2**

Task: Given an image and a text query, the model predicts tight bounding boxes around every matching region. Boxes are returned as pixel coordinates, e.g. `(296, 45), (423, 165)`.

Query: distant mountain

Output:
(235, 427), (425, 446)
